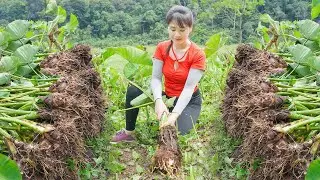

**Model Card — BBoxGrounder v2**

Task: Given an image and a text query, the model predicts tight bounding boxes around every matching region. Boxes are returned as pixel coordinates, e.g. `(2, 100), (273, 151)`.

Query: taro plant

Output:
(0, 0), (79, 85)
(203, 32), (237, 93)
(93, 46), (152, 91)
(257, 14), (320, 78)
(0, 0), (79, 160)
(0, 20), (39, 84)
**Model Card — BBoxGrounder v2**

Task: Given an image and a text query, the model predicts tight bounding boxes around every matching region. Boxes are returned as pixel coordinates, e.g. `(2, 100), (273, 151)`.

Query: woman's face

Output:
(168, 21), (192, 47)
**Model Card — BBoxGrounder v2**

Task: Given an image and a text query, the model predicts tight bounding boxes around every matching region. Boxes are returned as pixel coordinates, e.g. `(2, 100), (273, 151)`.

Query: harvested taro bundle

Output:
(152, 115), (182, 176)
(223, 44), (316, 179)
(1, 45), (105, 179)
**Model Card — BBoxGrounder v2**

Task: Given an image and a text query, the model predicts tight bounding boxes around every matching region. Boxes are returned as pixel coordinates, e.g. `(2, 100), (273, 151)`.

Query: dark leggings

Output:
(125, 85), (202, 135)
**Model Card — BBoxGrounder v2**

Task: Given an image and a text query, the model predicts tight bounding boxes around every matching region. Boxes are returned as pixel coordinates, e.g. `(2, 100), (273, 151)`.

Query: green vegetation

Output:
(83, 31), (245, 179)
(0, 0), (319, 179)
(0, 0), (311, 46)
(0, 2), (75, 150)
(0, 153), (22, 180)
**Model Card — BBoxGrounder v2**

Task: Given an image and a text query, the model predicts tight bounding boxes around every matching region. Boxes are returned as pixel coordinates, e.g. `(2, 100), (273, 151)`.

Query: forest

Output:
(0, 0), (311, 46)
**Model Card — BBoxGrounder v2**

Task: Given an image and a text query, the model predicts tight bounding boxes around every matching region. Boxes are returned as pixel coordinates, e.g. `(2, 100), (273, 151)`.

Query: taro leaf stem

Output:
(0, 90), (39, 102)
(274, 117), (320, 133)
(0, 127), (11, 138)
(0, 117), (54, 134)
(274, 83), (292, 88)
(298, 101), (320, 107)
(287, 90), (320, 101)
(0, 87), (42, 92)
(0, 107), (34, 116)
(117, 101), (154, 112)
(289, 112), (313, 120)
(296, 127), (320, 130)
(15, 112), (39, 120)
(0, 102), (31, 107)
(126, 78), (153, 101)
(279, 87), (320, 93)
(0, 126), (30, 131)
(0, 83), (51, 90)
(291, 108), (320, 116)
(4, 138), (17, 155)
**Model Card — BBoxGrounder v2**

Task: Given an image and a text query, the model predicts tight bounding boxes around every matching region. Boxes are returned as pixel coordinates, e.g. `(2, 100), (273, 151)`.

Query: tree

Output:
(0, 0), (27, 24)
(141, 10), (157, 33)
(261, 0), (310, 21)
(210, 0), (264, 43)
(25, 0), (45, 20)
(0, 0), (313, 46)
(59, 0), (90, 29)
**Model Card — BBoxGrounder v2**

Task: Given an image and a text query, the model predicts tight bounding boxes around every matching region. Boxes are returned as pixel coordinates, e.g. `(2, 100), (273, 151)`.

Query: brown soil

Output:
(222, 44), (312, 179)
(11, 44), (105, 179)
(117, 146), (152, 179)
(152, 125), (182, 176)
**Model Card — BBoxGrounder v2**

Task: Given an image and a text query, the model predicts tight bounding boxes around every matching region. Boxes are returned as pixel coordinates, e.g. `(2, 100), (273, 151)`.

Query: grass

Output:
(80, 45), (245, 179)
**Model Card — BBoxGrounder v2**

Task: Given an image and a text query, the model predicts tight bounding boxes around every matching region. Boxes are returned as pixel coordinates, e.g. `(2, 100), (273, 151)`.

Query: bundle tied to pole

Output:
(152, 113), (182, 176)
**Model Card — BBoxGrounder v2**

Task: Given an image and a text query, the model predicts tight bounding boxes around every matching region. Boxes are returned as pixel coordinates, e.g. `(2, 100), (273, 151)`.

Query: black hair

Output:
(166, 5), (194, 28)
(166, 5), (194, 54)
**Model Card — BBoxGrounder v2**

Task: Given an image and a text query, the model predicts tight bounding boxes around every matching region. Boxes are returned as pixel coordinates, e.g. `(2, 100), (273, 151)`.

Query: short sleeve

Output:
(153, 43), (164, 61)
(191, 50), (206, 71)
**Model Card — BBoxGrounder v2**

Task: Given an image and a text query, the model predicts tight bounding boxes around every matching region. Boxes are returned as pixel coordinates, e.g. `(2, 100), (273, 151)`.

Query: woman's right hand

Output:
(155, 98), (169, 120)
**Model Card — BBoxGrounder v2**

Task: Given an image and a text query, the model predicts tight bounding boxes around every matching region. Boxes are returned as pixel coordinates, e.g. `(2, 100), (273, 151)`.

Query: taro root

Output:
(40, 44), (92, 76)
(14, 121), (84, 180)
(152, 125), (182, 176)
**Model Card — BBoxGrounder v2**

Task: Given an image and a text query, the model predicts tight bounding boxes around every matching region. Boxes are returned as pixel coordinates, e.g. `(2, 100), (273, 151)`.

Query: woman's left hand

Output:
(160, 112), (179, 128)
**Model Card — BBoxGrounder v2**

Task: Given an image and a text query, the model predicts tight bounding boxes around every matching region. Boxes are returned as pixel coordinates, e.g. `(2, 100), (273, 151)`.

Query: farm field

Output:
(84, 43), (236, 179)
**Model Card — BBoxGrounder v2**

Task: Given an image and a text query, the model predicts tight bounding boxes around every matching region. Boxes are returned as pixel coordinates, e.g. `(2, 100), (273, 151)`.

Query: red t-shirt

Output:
(153, 40), (206, 97)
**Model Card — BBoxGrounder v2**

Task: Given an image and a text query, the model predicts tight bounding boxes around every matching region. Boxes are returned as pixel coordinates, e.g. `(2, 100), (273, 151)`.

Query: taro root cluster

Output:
(222, 44), (312, 179)
(152, 125), (182, 176)
(13, 45), (105, 179)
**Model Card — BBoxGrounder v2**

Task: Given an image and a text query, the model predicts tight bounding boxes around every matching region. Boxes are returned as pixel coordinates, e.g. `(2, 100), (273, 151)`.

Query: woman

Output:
(111, 5), (205, 143)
